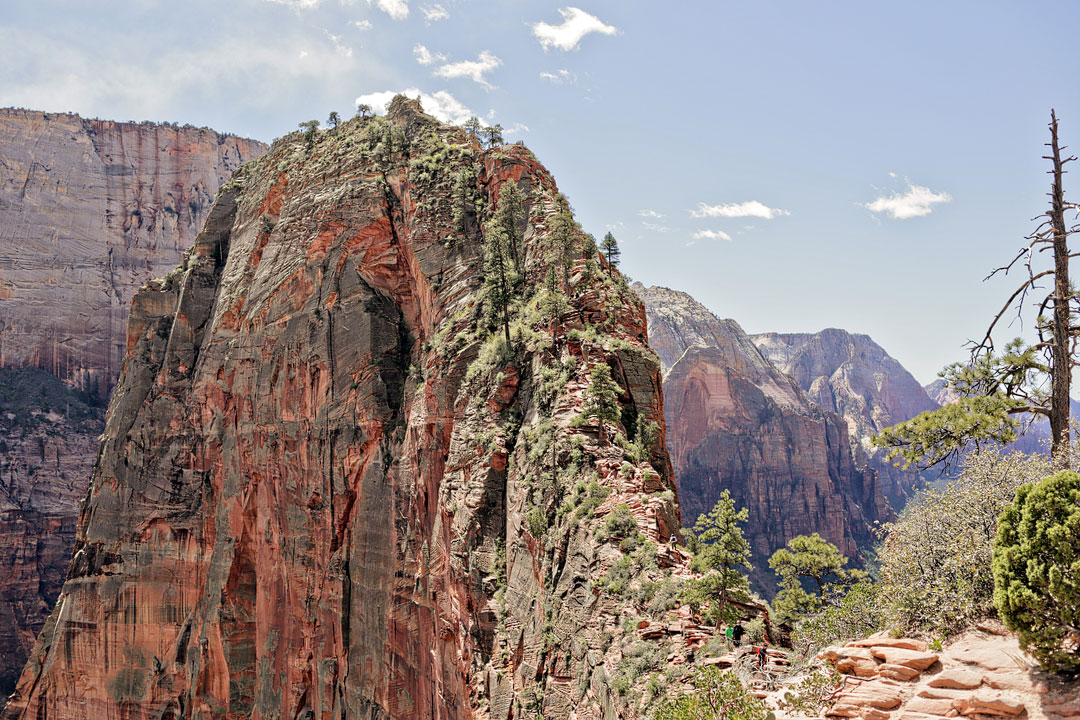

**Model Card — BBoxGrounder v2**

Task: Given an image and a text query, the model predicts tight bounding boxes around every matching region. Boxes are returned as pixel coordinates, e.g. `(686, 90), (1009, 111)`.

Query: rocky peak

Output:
(752, 328), (941, 506)
(636, 285), (891, 588)
(3, 103), (694, 719)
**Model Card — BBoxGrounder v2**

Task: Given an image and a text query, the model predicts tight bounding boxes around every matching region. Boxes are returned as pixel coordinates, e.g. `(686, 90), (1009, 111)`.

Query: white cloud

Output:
(638, 209), (664, 219)
(354, 88), (474, 125)
(539, 69), (576, 85)
(532, 7), (618, 51)
(352, 19), (372, 30)
(504, 122), (530, 134)
(643, 222), (670, 233)
(691, 200), (789, 220)
(413, 44), (445, 65)
(864, 181), (952, 219)
(692, 229), (733, 241)
(433, 50), (502, 88)
(264, 0), (323, 11)
(367, 0), (408, 20)
(326, 31), (353, 58)
(421, 4), (449, 22)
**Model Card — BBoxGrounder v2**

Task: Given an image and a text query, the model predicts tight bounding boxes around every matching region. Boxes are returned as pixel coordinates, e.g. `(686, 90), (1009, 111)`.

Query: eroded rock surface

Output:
(636, 285), (890, 580)
(3, 99), (689, 719)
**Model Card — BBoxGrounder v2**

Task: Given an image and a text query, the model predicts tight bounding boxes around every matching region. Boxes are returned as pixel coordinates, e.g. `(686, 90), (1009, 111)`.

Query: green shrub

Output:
(791, 582), (887, 656)
(877, 448), (1052, 635)
(596, 503), (637, 542)
(777, 667), (843, 716)
(652, 666), (770, 720)
(992, 469), (1080, 673)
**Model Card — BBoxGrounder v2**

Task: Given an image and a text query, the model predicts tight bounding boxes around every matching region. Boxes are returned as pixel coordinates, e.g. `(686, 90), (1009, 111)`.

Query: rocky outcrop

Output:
(753, 329), (941, 507)
(0, 368), (105, 699)
(0, 110), (265, 704)
(0, 108), (266, 400)
(789, 627), (1080, 720)
(3, 99), (691, 719)
(636, 285), (890, 584)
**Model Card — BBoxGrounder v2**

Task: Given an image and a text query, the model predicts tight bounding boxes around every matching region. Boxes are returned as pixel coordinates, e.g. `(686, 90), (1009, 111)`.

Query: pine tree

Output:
(581, 363), (622, 443)
(768, 533), (865, 624)
(298, 119), (320, 149)
(600, 231), (621, 270)
(495, 180), (526, 274)
(482, 221), (517, 346)
(327, 111), (340, 128)
(483, 124), (504, 148)
(356, 103), (373, 118)
(538, 266), (569, 350)
(876, 110), (1080, 468)
(451, 166), (478, 235)
(687, 490), (753, 622)
(464, 116), (482, 140)
(549, 208), (578, 292)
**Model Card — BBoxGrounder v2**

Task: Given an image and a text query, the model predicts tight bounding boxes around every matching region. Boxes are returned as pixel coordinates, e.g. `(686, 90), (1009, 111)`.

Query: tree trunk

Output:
(1049, 110), (1071, 462)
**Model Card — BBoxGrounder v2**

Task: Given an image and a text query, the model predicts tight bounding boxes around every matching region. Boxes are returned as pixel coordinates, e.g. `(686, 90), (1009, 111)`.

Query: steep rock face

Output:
(635, 285), (889, 581)
(753, 329), (940, 506)
(0, 110), (264, 703)
(3, 100), (686, 720)
(0, 108), (266, 400)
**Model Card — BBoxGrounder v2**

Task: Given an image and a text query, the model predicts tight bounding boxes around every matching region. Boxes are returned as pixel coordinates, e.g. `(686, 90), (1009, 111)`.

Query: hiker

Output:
(731, 623), (744, 646)
(754, 645), (767, 671)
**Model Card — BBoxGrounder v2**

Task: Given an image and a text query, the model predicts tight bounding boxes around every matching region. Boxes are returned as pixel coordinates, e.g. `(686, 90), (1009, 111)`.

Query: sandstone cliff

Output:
(0, 109), (266, 703)
(635, 285), (890, 585)
(753, 329), (941, 506)
(3, 99), (694, 719)
(0, 108), (266, 400)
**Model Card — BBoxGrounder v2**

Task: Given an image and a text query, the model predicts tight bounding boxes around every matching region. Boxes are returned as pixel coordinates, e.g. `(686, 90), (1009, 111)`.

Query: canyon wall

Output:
(0, 108), (265, 703)
(3, 98), (692, 719)
(753, 330), (943, 506)
(636, 285), (891, 585)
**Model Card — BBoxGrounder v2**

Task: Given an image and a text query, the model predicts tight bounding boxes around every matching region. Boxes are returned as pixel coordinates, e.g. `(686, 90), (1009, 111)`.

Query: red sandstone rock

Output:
(869, 647), (939, 671)
(2, 98), (683, 720)
(952, 690), (1025, 717)
(929, 669), (983, 690)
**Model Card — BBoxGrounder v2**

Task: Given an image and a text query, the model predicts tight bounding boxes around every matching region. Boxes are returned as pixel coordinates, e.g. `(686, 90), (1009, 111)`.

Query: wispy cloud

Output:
(367, 0), (408, 20)
(539, 69), (576, 85)
(692, 201), (789, 219)
(413, 43), (445, 65)
(638, 209), (664, 219)
(421, 4), (449, 22)
(532, 7), (618, 51)
(643, 222), (670, 233)
(325, 31), (353, 57)
(354, 88), (473, 124)
(352, 19), (372, 30)
(433, 50), (502, 88)
(264, 0), (323, 11)
(692, 229), (733, 241)
(864, 181), (951, 219)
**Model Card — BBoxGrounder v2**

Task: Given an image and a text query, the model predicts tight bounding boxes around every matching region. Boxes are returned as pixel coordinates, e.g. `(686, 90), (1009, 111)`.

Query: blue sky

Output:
(2, 0), (1079, 383)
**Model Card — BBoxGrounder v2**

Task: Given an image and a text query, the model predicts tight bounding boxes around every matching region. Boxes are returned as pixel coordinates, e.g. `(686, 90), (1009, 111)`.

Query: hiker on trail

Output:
(754, 645), (767, 671)
(731, 623), (744, 646)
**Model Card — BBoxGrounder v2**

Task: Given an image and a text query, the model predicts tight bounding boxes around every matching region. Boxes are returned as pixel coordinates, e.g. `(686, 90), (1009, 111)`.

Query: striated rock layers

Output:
(0, 109), (265, 703)
(0, 107), (266, 400)
(3, 98), (689, 719)
(635, 285), (890, 581)
(752, 330), (943, 506)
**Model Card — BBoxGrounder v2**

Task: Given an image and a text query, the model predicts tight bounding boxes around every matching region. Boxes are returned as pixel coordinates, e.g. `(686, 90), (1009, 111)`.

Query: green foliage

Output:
(601, 231), (621, 269)
(451, 164), (481, 234)
(993, 470), (1080, 673)
(526, 507), (547, 539)
(791, 582), (887, 656)
(685, 490), (753, 621)
(877, 447), (1053, 635)
(652, 666), (771, 720)
(777, 668), (843, 716)
(549, 208), (579, 291)
(874, 341), (1042, 470)
(768, 533), (865, 624)
(355, 103), (372, 118)
(596, 503), (637, 542)
(580, 363), (623, 442)
(483, 123), (505, 148)
(298, 119), (320, 149)
(496, 180), (526, 273)
(327, 111), (340, 128)
(482, 220), (519, 344)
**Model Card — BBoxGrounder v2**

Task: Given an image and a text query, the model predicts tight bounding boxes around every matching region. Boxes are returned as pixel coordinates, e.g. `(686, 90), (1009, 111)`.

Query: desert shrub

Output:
(777, 667), (843, 716)
(596, 503), (637, 542)
(876, 447), (1053, 635)
(993, 469), (1080, 673)
(791, 582), (887, 656)
(652, 666), (770, 720)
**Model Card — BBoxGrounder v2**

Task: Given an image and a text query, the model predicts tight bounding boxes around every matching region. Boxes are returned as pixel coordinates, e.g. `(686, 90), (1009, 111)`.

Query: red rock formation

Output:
(0, 110), (265, 705)
(752, 329), (941, 506)
(635, 285), (890, 581)
(3, 98), (688, 719)
(0, 108), (266, 400)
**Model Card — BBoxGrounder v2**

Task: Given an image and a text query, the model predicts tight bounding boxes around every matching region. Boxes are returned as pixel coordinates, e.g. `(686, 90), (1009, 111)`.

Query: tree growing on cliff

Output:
(327, 111), (340, 128)
(549, 205), (579, 292)
(496, 180), (526, 274)
(538, 266), (569, 349)
(298, 119), (320, 149)
(482, 220), (518, 345)
(483, 124), (504, 148)
(684, 490), (753, 623)
(356, 103), (373, 118)
(768, 533), (866, 624)
(580, 363), (622, 443)
(600, 231), (621, 270)
(875, 110), (1079, 468)
(464, 116), (482, 140)
(993, 469), (1080, 673)
(653, 666), (770, 720)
